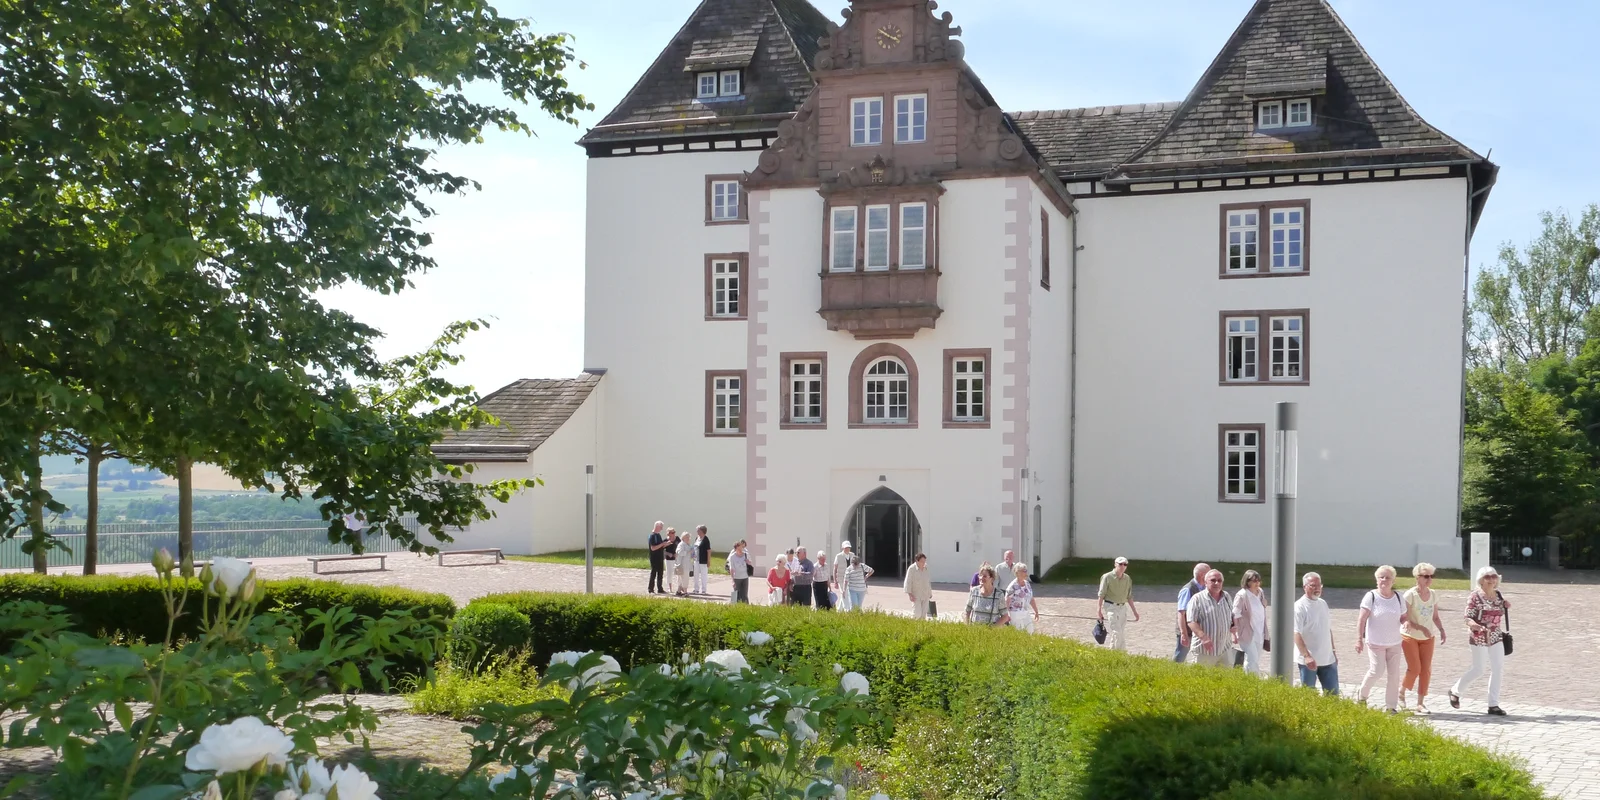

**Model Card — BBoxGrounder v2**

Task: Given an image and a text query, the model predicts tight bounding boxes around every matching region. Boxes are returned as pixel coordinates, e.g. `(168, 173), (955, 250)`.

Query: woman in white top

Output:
(1232, 570), (1269, 677)
(1005, 564), (1040, 633)
(1400, 561), (1447, 714)
(674, 533), (694, 596)
(1356, 564), (1408, 713)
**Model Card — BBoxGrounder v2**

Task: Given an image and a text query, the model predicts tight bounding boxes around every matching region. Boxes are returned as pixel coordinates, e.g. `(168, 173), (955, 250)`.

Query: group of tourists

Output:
(644, 521), (712, 597)
(755, 540), (875, 611)
(955, 550), (1043, 632)
(1150, 559), (1511, 716)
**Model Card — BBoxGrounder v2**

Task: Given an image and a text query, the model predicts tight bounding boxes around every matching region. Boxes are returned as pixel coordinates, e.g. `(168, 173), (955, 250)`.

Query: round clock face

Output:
(875, 23), (903, 50)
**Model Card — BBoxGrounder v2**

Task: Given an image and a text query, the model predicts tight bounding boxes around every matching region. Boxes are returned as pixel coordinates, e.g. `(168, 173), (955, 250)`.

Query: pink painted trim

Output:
(1000, 177), (1033, 555)
(745, 190), (771, 560)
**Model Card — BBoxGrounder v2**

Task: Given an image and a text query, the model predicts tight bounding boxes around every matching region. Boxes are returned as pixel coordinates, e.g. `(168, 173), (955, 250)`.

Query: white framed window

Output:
(952, 358), (985, 421)
(864, 205), (891, 270)
(710, 180), (740, 222)
(697, 73), (718, 99)
(711, 259), (740, 318)
(1269, 315), (1304, 381)
(899, 203), (926, 269)
(712, 374), (742, 433)
(1224, 317), (1258, 382)
(829, 207), (857, 272)
(719, 70), (741, 97)
(851, 97), (883, 146)
(790, 360), (823, 423)
(894, 94), (927, 143)
(1270, 207), (1304, 271)
(1257, 101), (1283, 129)
(1221, 427), (1262, 501)
(1287, 99), (1311, 127)
(1226, 210), (1258, 273)
(864, 358), (910, 423)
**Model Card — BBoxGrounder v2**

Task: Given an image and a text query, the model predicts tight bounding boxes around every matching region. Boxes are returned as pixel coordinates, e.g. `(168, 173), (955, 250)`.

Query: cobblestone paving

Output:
(26, 555), (1600, 797)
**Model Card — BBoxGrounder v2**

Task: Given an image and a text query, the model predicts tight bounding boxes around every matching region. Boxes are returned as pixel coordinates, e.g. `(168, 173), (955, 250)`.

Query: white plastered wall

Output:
(1071, 177), (1469, 568)
(1027, 184), (1073, 576)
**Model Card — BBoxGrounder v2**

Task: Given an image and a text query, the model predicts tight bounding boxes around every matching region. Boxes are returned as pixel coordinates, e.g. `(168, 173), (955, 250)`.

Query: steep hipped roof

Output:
(1116, 0), (1481, 175)
(1008, 103), (1180, 179)
(579, 0), (831, 146)
(432, 373), (602, 463)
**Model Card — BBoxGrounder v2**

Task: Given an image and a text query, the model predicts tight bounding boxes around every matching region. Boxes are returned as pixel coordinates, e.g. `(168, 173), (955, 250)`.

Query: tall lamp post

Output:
(585, 465), (595, 595)
(1270, 402), (1299, 682)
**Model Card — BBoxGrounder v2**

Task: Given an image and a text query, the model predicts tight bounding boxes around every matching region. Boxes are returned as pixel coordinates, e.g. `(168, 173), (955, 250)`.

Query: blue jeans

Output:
(848, 589), (866, 610)
(1174, 633), (1190, 663)
(1298, 662), (1340, 695)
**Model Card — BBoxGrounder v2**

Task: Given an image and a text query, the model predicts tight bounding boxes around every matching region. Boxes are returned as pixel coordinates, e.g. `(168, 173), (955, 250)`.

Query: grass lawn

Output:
(511, 547), (726, 572)
(1040, 557), (1471, 591)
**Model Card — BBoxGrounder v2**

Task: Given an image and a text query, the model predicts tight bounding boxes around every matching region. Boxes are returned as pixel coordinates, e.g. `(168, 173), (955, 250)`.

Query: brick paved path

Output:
(27, 555), (1600, 798)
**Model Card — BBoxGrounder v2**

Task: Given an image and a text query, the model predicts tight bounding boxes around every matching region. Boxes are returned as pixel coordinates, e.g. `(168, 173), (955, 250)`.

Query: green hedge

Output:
(0, 574), (455, 687)
(475, 592), (1541, 800)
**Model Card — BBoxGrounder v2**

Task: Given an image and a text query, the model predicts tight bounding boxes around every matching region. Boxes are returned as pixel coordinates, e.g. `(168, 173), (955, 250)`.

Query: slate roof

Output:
(1114, 0), (1481, 176)
(433, 373), (602, 462)
(579, 0), (831, 146)
(1008, 103), (1180, 179)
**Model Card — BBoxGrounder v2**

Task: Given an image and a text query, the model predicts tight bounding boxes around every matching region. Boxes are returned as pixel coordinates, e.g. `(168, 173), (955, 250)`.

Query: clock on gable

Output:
(875, 22), (903, 50)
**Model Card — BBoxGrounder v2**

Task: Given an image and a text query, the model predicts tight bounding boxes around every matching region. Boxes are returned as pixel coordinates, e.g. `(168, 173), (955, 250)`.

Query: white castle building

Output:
(434, 0), (1496, 581)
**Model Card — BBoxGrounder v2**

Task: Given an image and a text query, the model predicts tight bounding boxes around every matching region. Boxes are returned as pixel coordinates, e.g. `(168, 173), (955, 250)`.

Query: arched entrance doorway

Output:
(845, 486), (922, 579)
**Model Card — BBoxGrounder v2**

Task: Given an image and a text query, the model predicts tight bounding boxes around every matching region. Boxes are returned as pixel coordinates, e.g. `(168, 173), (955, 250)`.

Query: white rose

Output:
(549, 651), (621, 689)
(704, 649), (750, 674)
(832, 663), (844, 675)
(184, 717), (294, 776)
(272, 791), (297, 800)
(208, 557), (254, 598)
(328, 763), (380, 800)
(201, 782), (222, 800)
(840, 671), (870, 697)
(658, 663), (674, 677)
(707, 751), (727, 767)
(288, 757), (334, 795)
(785, 707), (817, 743)
(743, 631), (772, 646)
(808, 780), (847, 800)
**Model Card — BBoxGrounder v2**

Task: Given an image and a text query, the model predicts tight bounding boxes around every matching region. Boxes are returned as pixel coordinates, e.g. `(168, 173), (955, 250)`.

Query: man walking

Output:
(646, 521), (668, 595)
(790, 546), (814, 608)
(694, 526), (711, 595)
(1186, 569), (1236, 667)
(995, 549), (1019, 592)
(903, 553), (933, 619)
(1294, 571), (1339, 694)
(1174, 562), (1209, 662)
(1097, 556), (1140, 651)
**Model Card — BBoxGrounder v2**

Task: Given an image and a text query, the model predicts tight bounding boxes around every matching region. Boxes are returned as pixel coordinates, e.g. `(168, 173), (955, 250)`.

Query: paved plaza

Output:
(27, 554), (1600, 798)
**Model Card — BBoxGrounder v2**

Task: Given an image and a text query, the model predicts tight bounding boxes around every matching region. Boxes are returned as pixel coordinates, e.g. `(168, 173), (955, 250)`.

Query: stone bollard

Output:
(1547, 535), (1563, 570)
(1470, 532), (1490, 579)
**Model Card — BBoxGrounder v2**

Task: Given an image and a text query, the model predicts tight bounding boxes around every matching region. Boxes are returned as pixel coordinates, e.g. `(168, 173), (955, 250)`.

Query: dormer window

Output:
(696, 69), (742, 99)
(1258, 98), (1312, 130)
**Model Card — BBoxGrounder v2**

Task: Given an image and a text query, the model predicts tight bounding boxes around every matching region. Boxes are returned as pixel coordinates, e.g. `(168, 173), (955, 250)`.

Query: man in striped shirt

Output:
(1185, 569), (1237, 667)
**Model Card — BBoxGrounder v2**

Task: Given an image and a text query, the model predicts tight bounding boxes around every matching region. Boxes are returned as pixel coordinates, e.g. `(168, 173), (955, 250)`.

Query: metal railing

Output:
(0, 518), (430, 570)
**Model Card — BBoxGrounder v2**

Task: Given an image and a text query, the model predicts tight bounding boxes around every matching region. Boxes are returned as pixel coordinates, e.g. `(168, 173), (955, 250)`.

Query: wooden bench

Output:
(437, 548), (503, 567)
(307, 553), (388, 574)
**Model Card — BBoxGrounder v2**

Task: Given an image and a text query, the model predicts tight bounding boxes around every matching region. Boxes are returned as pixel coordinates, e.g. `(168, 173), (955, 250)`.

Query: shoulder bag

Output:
(1497, 590), (1512, 656)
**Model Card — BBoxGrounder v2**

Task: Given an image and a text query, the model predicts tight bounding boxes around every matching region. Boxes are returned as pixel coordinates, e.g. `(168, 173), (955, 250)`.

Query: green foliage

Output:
(472, 593), (1541, 799)
(1469, 205), (1600, 369)
(444, 603), (532, 673)
(870, 712), (1009, 800)
(118, 494), (324, 523)
(1461, 374), (1591, 537)
(405, 652), (562, 721)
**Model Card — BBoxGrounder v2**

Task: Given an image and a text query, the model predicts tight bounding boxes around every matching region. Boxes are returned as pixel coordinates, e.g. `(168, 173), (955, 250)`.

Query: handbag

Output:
(928, 600), (938, 617)
(746, 562), (755, 578)
(1091, 619), (1107, 645)
(1263, 637), (1271, 653)
(1497, 591), (1513, 656)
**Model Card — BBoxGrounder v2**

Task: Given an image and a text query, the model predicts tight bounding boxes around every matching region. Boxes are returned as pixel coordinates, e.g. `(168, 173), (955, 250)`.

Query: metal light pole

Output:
(1270, 402), (1299, 682)
(585, 465), (595, 595)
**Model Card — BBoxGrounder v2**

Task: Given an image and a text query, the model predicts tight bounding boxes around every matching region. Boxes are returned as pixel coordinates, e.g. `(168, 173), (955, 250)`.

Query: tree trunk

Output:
(27, 433), (47, 574)
(177, 456), (194, 577)
(84, 443), (102, 575)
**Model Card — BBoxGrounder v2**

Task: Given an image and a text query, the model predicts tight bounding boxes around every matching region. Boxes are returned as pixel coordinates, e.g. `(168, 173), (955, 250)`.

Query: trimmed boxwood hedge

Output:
(474, 592), (1542, 800)
(0, 574), (455, 687)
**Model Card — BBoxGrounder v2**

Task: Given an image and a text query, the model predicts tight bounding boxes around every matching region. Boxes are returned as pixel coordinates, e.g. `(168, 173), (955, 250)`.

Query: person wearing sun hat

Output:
(1097, 557), (1140, 650)
(834, 540), (873, 611)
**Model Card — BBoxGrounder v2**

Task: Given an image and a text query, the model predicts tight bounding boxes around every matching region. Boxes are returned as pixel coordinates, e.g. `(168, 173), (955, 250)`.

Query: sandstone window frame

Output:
(847, 343), (918, 429)
(894, 93), (928, 143)
(1219, 199), (1309, 277)
(1218, 309), (1310, 386)
(820, 187), (942, 275)
(851, 97), (884, 146)
(704, 252), (748, 320)
(705, 175), (746, 225)
(779, 352), (828, 429)
(943, 348), (991, 429)
(1218, 423), (1266, 503)
(705, 370), (747, 437)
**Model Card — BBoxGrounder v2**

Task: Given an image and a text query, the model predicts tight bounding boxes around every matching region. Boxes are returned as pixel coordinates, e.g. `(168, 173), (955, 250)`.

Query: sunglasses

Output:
(1417, 573), (1434, 579)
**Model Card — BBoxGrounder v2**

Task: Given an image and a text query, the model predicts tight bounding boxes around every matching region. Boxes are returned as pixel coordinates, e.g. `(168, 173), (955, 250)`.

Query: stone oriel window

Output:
(847, 343), (918, 428)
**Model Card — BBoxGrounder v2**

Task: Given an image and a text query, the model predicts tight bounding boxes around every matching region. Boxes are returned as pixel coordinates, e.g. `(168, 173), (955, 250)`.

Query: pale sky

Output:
(323, 0), (1600, 397)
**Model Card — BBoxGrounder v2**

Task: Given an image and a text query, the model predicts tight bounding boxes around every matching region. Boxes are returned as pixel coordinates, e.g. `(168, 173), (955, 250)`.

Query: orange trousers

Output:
(1401, 635), (1435, 698)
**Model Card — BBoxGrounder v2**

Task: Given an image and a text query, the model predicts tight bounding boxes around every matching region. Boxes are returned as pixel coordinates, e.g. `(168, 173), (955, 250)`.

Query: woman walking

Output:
(674, 530), (694, 596)
(1450, 566), (1510, 716)
(767, 554), (791, 606)
(903, 553), (933, 619)
(964, 565), (1011, 627)
(1005, 564), (1040, 633)
(726, 540), (750, 604)
(1400, 562), (1446, 713)
(1232, 570), (1268, 677)
(812, 553), (833, 610)
(836, 541), (873, 611)
(1356, 565), (1407, 713)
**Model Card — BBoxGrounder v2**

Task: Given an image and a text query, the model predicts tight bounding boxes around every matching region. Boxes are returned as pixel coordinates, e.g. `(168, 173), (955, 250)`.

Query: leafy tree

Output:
(1461, 375), (1591, 537)
(1469, 205), (1600, 369)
